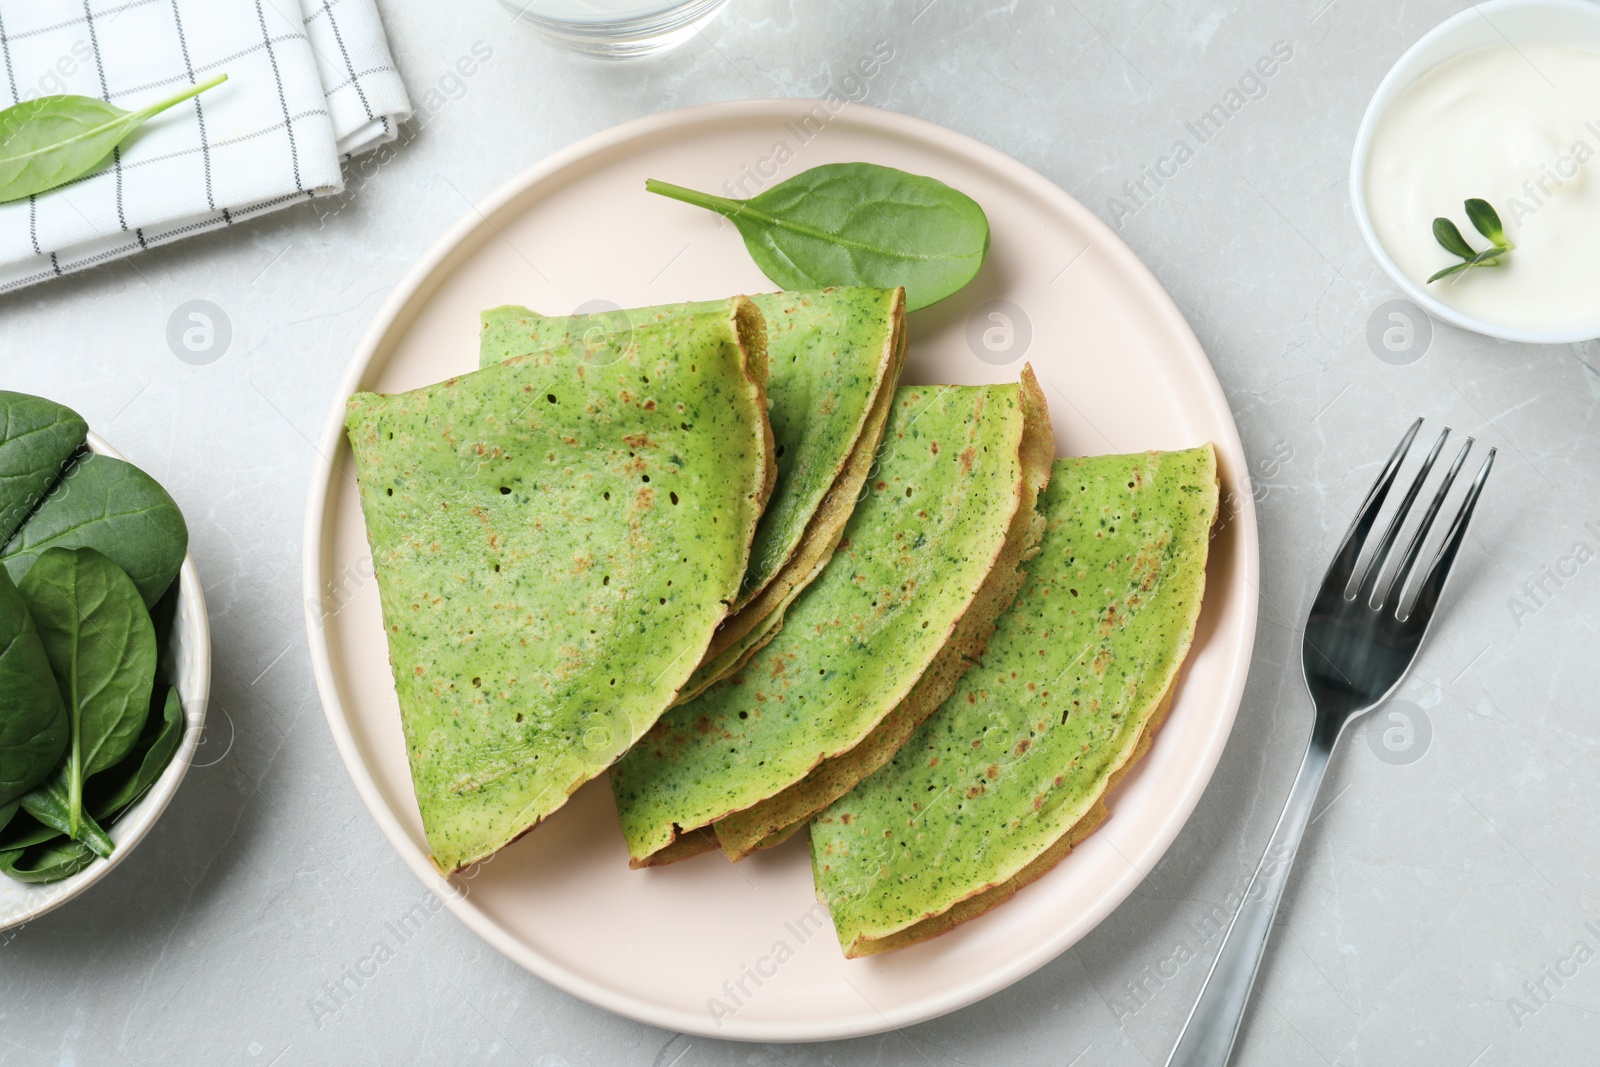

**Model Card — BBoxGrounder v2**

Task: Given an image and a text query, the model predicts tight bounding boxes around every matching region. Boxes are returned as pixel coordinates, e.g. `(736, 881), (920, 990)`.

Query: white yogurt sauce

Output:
(1365, 43), (1600, 330)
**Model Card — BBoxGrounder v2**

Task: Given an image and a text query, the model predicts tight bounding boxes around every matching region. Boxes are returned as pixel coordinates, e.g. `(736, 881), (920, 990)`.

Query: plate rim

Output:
(300, 97), (1260, 1042)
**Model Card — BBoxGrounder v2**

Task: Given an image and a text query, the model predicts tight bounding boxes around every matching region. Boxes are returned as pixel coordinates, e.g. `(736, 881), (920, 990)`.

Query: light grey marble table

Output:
(3, 1), (1594, 1063)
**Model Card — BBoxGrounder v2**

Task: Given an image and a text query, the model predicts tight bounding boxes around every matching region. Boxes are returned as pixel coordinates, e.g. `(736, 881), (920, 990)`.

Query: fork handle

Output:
(1165, 733), (1334, 1067)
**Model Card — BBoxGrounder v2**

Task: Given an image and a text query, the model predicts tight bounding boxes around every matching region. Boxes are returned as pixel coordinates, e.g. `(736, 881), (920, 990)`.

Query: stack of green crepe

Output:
(351, 282), (1222, 961)
(811, 446), (1218, 956)
(346, 297), (773, 873)
(481, 288), (907, 701)
(611, 372), (1053, 867)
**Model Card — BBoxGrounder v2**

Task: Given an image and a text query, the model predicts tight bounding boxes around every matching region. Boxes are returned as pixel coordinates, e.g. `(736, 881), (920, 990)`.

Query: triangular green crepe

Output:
(811, 446), (1218, 957)
(713, 367), (1055, 862)
(481, 289), (906, 701)
(346, 297), (773, 873)
(611, 370), (1053, 868)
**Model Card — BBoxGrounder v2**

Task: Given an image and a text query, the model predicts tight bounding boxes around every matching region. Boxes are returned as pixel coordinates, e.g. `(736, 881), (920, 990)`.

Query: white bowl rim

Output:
(0, 432), (211, 932)
(1348, 0), (1600, 345)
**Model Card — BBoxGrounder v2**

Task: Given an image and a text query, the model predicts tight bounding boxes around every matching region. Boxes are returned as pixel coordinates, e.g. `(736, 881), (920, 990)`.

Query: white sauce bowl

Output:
(1350, 0), (1600, 343)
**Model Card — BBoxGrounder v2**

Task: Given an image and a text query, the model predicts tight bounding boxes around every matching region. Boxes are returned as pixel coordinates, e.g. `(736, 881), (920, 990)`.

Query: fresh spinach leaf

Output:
(0, 391), (86, 546)
(0, 838), (94, 883)
(0, 74), (227, 204)
(91, 686), (183, 820)
(0, 809), (59, 851)
(3, 451), (188, 607)
(17, 773), (114, 858)
(0, 688), (184, 867)
(147, 578), (180, 674)
(645, 162), (990, 312)
(17, 547), (155, 838)
(0, 565), (67, 805)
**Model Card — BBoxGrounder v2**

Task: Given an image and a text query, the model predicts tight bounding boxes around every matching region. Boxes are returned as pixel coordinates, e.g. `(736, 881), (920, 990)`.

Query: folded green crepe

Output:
(713, 368), (1054, 861)
(481, 288), (906, 701)
(611, 371), (1052, 868)
(347, 297), (773, 873)
(811, 446), (1218, 957)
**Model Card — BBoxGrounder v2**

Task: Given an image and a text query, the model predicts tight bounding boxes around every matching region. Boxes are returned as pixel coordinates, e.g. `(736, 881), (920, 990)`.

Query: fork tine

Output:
(1400, 448), (1494, 623)
(1357, 427), (1449, 605)
(1319, 417), (1422, 597)
(1383, 436), (1473, 611)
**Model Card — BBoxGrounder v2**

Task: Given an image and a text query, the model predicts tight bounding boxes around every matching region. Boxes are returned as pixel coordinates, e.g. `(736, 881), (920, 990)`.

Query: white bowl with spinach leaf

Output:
(0, 392), (209, 930)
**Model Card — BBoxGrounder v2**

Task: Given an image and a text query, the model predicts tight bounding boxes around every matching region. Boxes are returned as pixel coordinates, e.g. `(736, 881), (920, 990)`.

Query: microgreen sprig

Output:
(1427, 198), (1513, 283)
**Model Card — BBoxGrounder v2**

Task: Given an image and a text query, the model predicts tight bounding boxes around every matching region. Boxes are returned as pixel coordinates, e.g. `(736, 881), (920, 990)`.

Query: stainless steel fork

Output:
(1165, 418), (1494, 1067)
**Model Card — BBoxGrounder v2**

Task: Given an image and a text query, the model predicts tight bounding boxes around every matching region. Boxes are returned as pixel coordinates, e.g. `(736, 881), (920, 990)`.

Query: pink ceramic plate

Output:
(302, 100), (1259, 1042)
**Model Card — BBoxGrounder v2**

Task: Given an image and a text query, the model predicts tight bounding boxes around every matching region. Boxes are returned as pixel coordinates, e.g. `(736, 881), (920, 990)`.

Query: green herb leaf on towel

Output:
(0, 73), (227, 204)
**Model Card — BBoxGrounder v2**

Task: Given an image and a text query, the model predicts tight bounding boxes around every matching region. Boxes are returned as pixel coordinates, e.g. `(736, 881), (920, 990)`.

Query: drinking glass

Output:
(497, 0), (731, 58)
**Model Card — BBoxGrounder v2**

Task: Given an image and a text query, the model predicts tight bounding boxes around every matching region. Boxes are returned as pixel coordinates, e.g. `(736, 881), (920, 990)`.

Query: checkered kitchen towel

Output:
(0, 0), (412, 294)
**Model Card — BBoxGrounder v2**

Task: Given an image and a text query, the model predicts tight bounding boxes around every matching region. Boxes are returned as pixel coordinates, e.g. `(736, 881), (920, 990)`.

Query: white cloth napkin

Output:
(0, 0), (412, 294)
